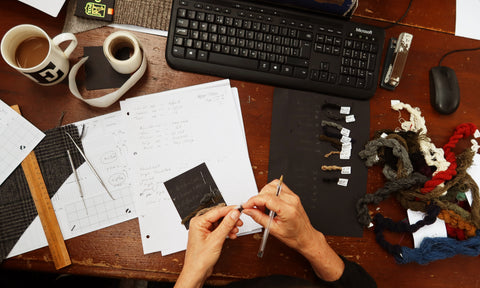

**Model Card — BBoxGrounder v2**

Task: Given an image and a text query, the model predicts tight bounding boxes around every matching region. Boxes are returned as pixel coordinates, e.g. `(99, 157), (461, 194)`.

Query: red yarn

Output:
(445, 223), (466, 241)
(420, 123), (478, 194)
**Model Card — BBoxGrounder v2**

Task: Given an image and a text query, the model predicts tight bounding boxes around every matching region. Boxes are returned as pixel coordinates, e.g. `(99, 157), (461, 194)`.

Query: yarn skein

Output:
(421, 123), (478, 194)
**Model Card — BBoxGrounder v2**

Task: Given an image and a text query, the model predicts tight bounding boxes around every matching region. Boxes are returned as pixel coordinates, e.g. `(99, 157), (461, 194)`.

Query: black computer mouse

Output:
(429, 66), (460, 114)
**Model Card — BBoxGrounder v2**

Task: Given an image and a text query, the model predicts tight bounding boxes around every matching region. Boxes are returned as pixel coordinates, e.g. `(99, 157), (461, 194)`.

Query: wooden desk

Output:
(1, 0), (480, 286)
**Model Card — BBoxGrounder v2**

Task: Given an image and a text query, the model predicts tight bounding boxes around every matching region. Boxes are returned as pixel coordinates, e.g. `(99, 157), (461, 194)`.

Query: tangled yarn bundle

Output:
(358, 101), (480, 264)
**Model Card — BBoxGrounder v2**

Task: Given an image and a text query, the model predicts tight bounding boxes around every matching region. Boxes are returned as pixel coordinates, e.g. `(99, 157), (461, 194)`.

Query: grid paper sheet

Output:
(0, 100), (45, 185)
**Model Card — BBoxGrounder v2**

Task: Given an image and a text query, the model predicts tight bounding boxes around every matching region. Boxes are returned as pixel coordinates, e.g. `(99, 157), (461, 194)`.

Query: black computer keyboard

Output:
(166, 0), (385, 100)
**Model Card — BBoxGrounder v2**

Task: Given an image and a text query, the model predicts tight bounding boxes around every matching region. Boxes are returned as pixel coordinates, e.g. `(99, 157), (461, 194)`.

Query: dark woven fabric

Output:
(0, 125), (85, 262)
(63, 0), (173, 34)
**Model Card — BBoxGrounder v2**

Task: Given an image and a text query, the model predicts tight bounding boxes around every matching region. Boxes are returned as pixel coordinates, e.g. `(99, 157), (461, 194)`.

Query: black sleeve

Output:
(315, 256), (377, 288)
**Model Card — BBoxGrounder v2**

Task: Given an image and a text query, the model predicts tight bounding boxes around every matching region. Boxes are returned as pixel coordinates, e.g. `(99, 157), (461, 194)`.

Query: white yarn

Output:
(471, 139), (479, 153)
(391, 101), (450, 175)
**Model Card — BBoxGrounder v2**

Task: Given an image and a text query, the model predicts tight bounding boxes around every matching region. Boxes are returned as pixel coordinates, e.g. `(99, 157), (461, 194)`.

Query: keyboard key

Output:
(178, 8), (187, 18)
(177, 18), (189, 28)
(172, 46), (185, 58)
(270, 63), (281, 73)
(209, 52), (259, 70)
(281, 65), (294, 75)
(285, 56), (309, 67)
(259, 61), (270, 71)
(293, 67), (308, 78)
(174, 37), (184, 46)
(175, 28), (188, 36)
(198, 50), (208, 61)
(186, 48), (196, 59)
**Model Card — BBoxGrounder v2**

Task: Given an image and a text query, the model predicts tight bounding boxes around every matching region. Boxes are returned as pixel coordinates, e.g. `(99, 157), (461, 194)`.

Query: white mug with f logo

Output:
(1, 24), (77, 86)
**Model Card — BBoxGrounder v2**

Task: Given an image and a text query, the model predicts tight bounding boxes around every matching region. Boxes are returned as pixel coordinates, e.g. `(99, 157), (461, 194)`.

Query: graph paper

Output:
(0, 100), (45, 185)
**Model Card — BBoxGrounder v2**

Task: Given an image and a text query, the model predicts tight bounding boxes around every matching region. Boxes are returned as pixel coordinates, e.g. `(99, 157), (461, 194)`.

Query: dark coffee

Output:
(15, 36), (49, 68)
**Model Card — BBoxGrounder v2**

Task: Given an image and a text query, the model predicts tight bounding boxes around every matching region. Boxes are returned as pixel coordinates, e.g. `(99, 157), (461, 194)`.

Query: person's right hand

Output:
(241, 179), (317, 253)
(242, 180), (345, 282)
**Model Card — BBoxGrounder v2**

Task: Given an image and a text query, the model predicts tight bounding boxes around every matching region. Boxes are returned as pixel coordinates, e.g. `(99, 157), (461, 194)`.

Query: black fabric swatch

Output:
(0, 125), (85, 262)
(164, 163), (225, 229)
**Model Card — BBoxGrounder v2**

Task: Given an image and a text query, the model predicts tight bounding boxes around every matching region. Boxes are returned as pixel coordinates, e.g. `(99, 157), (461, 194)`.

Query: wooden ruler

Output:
(12, 105), (71, 270)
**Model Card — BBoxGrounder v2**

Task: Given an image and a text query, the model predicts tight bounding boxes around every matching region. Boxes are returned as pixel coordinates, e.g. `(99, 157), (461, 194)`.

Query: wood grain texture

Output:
(2, 0), (480, 287)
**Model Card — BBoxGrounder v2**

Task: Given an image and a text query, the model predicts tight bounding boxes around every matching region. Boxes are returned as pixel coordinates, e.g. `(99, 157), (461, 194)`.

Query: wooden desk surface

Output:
(1, 0), (480, 287)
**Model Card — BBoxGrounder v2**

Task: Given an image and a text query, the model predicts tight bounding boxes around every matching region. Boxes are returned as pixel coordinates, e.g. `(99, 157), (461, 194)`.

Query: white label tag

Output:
(341, 128), (351, 137)
(342, 142), (352, 151)
(341, 135), (351, 144)
(345, 115), (355, 123)
(391, 100), (401, 107)
(340, 151), (351, 159)
(340, 106), (351, 115)
(341, 166), (351, 174)
(337, 178), (348, 186)
(381, 133), (388, 138)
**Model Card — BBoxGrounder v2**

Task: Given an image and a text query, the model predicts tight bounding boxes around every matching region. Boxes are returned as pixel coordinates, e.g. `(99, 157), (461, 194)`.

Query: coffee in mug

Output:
(1, 24), (78, 86)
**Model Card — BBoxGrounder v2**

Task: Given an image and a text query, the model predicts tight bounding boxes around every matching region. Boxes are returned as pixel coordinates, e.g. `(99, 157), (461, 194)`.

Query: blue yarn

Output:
(396, 232), (480, 265)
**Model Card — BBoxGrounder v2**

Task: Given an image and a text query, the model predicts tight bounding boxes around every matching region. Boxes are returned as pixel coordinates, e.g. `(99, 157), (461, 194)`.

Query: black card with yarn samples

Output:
(164, 163), (225, 229)
(268, 88), (370, 237)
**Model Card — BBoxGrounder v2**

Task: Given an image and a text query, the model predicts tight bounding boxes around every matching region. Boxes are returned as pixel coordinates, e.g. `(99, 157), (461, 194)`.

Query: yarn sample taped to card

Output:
(0, 100), (45, 186)
(268, 88), (370, 237)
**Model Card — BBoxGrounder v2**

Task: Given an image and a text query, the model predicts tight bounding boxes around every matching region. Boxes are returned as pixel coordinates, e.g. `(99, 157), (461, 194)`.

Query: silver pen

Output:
(257, 175), (283, 258)
(65, 131), (115, 200)
(67, 149), (88, 214)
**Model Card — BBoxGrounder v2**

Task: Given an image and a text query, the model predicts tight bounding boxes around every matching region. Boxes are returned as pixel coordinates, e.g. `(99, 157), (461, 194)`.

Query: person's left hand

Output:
(175, 205), (243, 288)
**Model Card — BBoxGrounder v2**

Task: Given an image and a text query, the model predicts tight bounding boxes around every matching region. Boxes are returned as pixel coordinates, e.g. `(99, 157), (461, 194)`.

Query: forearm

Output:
(297, 230), (345, 282)
(175, 267), (209, 288)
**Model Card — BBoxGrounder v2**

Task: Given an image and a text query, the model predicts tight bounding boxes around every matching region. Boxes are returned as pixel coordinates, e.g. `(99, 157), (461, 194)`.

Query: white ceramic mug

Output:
(1, 24), (77, 86)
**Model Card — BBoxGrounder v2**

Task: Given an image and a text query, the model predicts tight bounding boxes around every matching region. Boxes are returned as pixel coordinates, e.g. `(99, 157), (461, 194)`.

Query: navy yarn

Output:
(373, 204), (441, 261)
(397, 232), (480, 264)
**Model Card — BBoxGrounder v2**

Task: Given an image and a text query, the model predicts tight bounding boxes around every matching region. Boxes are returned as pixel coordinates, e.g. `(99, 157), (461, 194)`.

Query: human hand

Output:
(242, 180), (344, 281)
(175, 205), (243, 288)
(241, 180), (317, 253)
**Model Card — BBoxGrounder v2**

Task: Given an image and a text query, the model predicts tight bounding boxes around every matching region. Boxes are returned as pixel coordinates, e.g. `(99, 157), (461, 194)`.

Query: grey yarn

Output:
(356, 172), (428, 227)
(358, 138), (413, 180)
(321, 120), (343, 131)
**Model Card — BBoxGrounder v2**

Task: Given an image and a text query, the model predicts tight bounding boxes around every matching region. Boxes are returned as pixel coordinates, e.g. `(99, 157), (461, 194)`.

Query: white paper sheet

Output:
(407, 209), (447, 248)
(0, 100), (44, 186)
(465, 153), (480, 205)
(121, 79), (261, 255)
(18, 0), (65, 17)
(8, 112), (137, 257)
(455, 0), (480, 40)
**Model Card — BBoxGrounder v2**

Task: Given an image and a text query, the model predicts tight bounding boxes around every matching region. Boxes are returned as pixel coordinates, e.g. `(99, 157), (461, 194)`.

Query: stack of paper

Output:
(120, 79), (261, 255)
(8, 79), (261, 259)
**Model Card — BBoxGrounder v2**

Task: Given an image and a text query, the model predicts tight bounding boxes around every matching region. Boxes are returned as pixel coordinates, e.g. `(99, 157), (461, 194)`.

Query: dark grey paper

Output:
(268, 88), (370, 237)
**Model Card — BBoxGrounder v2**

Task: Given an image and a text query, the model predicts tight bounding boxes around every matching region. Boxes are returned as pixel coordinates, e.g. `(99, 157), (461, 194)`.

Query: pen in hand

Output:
(257, 175), (283, 258)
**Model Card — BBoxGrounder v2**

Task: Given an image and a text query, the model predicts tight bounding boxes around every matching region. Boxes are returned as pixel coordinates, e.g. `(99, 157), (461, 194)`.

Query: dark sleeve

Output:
(315, 256), (377, 288)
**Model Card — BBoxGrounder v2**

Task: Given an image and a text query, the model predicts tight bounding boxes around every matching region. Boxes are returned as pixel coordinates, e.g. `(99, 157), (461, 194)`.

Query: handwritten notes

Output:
(121, 79), (261, 255)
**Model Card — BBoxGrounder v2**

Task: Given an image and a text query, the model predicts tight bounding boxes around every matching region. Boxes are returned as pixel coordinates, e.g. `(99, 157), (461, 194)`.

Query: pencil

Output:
(257, 175), (283, 258)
